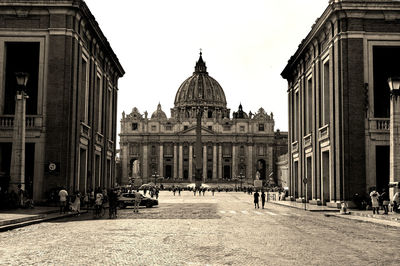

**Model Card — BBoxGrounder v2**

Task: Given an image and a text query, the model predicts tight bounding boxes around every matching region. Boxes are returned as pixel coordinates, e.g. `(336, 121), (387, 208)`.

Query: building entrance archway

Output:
(165, 165), (172, 179)
(223, 165), (231, 179)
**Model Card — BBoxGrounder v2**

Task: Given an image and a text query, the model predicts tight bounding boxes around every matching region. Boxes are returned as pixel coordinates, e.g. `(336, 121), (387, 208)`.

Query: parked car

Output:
(117, 192), (158, 208)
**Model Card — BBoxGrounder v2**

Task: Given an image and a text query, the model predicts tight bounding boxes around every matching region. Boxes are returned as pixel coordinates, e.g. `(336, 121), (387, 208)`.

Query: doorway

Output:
(376, 145), (389, 193)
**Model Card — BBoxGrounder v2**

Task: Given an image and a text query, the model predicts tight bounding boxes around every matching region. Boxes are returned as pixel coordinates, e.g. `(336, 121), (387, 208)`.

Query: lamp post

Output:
(387, 77), (400, 202)
(9, 72), (29, 194)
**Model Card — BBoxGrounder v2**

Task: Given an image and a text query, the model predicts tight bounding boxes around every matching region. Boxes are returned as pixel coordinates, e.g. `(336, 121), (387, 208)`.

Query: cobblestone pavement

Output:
(0, 191), (399, 265)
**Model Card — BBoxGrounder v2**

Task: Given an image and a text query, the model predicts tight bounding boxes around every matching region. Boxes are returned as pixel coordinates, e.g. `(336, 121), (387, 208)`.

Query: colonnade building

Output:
(120, 54), (287, 186)
(0, 0), (124, 201)
(281, 0), (400, 206)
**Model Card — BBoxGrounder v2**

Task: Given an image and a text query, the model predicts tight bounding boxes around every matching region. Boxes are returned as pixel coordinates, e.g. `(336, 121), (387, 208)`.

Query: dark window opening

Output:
(259, 124), (265, 131)
(184, 126), (188, 130)
(183, 170), (188, 179)
(207, 170), (212, 179)
(208, 126), (212, 130)
(373, 46), (400, 117)
(208, 110), (213, 118)
(132, 123), (138, 130)
(4, 42), (40, 115)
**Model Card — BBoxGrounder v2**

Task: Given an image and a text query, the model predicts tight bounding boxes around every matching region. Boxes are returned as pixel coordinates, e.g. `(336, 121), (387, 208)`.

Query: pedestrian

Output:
(393, 191), (400, 213)
(95, 189), (103, 217)
(212, 188), (215, 196)
(178, 187), (181, 196)
(155, 187), (159, 199)
(70, 191), (81, 214)
(58, 187), (68, 214)
(380, 188), (389, 214)
(144, 188), (147, 196)
(17, 184), (24, 207)
(193, 188), (196, 196)
(108, 189), (118, 219)
(133, 191), (141, 213)
(261, 191), (266, 209)
(202, 188), (206, 196)
(369, 188), (380, 215)
(173, 187), (176, 196)
(254, 190), (260, 209)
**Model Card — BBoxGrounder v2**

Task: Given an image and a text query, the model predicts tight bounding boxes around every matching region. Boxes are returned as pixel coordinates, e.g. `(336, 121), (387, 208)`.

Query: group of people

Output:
(58, 187), (120, 219)
(369, 187), (400, 214)
(252, 191), (267, 209)
(143, 186), (159, 199)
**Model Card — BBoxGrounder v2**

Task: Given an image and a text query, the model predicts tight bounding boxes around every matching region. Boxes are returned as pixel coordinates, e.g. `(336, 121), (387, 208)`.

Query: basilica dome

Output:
(174, 53), (227, 109)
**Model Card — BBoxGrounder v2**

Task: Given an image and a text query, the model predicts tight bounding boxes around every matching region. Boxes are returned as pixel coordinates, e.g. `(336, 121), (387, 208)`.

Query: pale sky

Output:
(84, 0), (328, 143)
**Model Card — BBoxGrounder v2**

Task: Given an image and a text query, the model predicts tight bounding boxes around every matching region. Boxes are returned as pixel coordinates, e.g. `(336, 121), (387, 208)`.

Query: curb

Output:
(269, 201), (340, 212)
(325, 213), (400, 228)
(0, 211), (87, 232)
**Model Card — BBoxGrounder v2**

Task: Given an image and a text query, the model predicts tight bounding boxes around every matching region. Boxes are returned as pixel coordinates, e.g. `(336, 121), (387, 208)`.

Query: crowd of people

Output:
(57, 187), (120, 219)
(369, 187), (400, 214)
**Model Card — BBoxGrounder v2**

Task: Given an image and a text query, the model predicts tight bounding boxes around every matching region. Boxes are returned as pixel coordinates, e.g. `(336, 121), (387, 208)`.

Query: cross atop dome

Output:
(195, 49), (208, 74)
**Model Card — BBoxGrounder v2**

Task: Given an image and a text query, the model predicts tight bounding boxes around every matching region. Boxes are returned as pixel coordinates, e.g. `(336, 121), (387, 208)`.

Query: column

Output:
(232, 144), (237, 178)
(9, 91), (27, 192)
(213, 144), (217, 180)
(173, 143), (178, 179)
(218, 144), (222, 179)
(390, 91), (400, 200)
(143, 144), (148, 183)
(189, 144), (193, 182)
(159, 144), (163, 177)
(121, 144), (128, 185)
(179, 144), (183, 179)
(247, 145), (253, 181)
(203, 145), (207, 181)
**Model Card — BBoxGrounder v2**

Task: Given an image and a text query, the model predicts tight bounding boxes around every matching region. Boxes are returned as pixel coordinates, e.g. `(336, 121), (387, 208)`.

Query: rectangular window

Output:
(223, 125), (231, 131)
(80, 57), (89, 123)
(108, 87), (113, 137)
(97, 74), (103, 132)
(294, 90), (299, 141)
(208, 126), (212, 130)
(240, 126), (245, 132)
(151, 125), (156, 131)
(307, 77), (312, 134)
(166, 125), (172, 131)
(132, 123), (138, 130)
(258, 124), (264, 131)
(373, 46), (400, 117)
(3, 42), (40, 115)
(323, 61), (330, 126)
(184, 126), (188, 130)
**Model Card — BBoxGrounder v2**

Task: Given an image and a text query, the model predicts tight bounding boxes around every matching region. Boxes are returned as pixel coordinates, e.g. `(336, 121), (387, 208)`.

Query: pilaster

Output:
(189, 144), (193, 182)
(213, 144), (217, 180)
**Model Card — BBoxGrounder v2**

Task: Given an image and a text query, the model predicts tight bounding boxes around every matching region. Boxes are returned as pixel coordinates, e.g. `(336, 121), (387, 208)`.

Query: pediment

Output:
(180, 126), (215, 135)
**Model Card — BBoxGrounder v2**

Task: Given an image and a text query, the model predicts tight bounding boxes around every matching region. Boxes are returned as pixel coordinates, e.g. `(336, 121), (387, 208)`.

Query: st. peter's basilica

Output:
(119, 53), (287, 186)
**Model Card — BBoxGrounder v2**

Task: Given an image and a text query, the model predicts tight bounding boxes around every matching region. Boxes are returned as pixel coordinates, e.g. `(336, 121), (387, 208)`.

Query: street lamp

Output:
(9, 72), (29, 194)
(388, 77), (400, 202)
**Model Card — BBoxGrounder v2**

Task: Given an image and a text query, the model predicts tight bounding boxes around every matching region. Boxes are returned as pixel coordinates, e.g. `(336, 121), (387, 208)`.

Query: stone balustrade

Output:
(0, 115), (42, 128)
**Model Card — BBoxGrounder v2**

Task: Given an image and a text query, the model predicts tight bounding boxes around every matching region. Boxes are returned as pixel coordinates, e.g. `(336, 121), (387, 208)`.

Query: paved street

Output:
(0, 191), (399, 265)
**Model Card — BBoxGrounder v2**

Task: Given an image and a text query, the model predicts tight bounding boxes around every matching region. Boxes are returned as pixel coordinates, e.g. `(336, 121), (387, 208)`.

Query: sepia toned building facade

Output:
(281, 0), (400, 206)
(120, 54), (287, 186)
(0, 0), (124, 201)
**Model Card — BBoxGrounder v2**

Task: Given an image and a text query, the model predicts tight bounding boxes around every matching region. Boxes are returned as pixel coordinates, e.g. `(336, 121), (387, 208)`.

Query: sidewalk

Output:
(270, 200), (400, 228)
(0, 206), (85, 232)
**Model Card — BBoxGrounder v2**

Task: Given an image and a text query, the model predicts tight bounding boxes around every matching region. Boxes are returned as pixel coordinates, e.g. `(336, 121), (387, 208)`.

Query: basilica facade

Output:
(119, 54), (287, 186)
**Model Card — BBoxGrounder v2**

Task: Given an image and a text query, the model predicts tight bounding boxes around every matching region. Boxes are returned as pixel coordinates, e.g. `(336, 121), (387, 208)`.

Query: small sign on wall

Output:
(46, 162), (60, 174)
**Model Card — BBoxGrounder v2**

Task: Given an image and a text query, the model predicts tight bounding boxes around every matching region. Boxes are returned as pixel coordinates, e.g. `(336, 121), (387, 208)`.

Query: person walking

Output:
(254, 190), (260, 209)
(178, 187), (181, 196)
(393, 191), (400, 213)
(108, 189), (118, 219)
(133, 191), (141, 213)
(70, 191), (81, 214)
(173, 187), (176, 196)
(369, 188), (380, 215)
(58, 187), (68, 214)
(261, 191), (266, 209)
(381, 188), (389, 214)
(155, 187), (159, 199)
